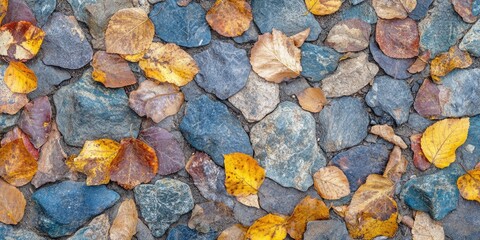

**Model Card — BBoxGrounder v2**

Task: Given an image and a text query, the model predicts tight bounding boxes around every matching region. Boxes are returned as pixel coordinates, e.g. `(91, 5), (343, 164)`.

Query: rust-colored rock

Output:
(325, 19), (371, 53)
(376, 18), (419, 59)
(408, 51), (430, 74)
(413, 79), (441, 118)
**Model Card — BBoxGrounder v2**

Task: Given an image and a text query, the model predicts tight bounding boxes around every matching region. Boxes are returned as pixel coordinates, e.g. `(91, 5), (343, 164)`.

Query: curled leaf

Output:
(313, 166), (350, 200)
(206, 0), (252, 37)
(457, 169), (480, 203)
(296, 87), (327, 113)
(0, 21), (45, 62)
(92, 51), (137, 88)
(370, 124), (407, 149)
(4, 61), (37, 94)
(286, 196), (330, 240)
(245, 214), (288, 240)
(0, 179), (26, 225)
(0, 138), (37, 186)
(110, 199), (138, 240)
(305, 0), (342, 15)
(430, 46), (472, 82)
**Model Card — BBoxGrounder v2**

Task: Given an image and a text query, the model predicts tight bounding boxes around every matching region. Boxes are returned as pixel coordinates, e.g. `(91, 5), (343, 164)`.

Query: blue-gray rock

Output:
(53, 69), (142, 147)
(474, 0), (480, 15)
(318, 97), (369, 152)
(166, 225), (216, 240)
(443, 198), (480, 239)
(25, 0), (56, 26)
(457, 115), (480, 169)
(330, 144), (390, 191)
(460, 20), (480, 57)
(136, 220), (155, 240)
(134, 179), (194, 238)
(250, 101), (326, 191)
(281, 78), (311, 96)
(366, 76), (413, 125)
(252, 0), (322, 41)
(27, 52), (71, 99)
(149, 0), (211, 47)
(0, 113), (19, 133)
(350, 0), (365, 5)
(419, 0), (470, 57)
(67, 0), (97, 23)
(342, 2), (378, 24)
(300, 43), (340, 82)
(42, 13), (93, 69)
(370, 39), (414, 80)
(32, 181), (119, 238)
(0, 224), (46, 240)
(67, 214), (110, 240)
(233, 202), (267, 226)
(194, 41), (250, 100)
(304, 220), (349, 240)
(409, 0), (434, 20)
(233, 22), (258, 44)
(407, 113), (433, 132)
(401, 164), (463, 220)
(181, 81), (205, 102)
(180, 95), (253, 166)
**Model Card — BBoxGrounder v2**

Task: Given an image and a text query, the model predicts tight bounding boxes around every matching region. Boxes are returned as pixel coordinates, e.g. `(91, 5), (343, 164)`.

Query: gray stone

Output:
(409, 0), (434, 20)
(443, 198), (480, 239)
(166, 225), (216, 240)
(67, 0), (97, 22)
(457, 115), (480, 169)
(370, 39), (414, 80)
(460, 20), (480, 57)
(233, 22), (258, 44)
(350, 0), (364, 5)
(281, 78), (311, 96)
(0, 224), (46, 240)
(25, 0), (56, 26)
(341, 2), (377, 24)
(407, 113), (433, 132)
(318, 97), (369, 152)
(304, 220), (349, 240)
(0, 113), (19, 133)
(250, 101), (326, 191)
(233, 202), (267, 226)
(194, 41), (250, 100)
(134, 179), (194, 237)
(300, 43), (340, 82)
(27, 52), (71, 99)
(135, 219), (155, 240)
(68, 214), (110, 240)
(181, 81), (205, 102)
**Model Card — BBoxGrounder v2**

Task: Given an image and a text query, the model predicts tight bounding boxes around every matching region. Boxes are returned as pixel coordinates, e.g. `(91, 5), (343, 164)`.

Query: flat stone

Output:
(233, 202), (267, 226)
(134, 179), (194, 237)
(252, 0), (321, 41)
(136, 219), (155, 240)
(180, 95), (253, 166)
(407, 113), (433, 132)
(457, 115), (480, 169)
(42, 13), (93, 69)
(443, 198), (480, 239)
(370, 39), (414, 80)
(452, 0), (477, 23)
(67, 0), (97, 23)
(194, 41), (250, 100)
(250, 101), (326, 191)
(325, 19), (371, 53)
(181, 81), (204, 102)
(149, 0), (211, 47)
(27, 53), (71, 99)
(304, 220), (349, 240)
(233, 22), (258, 44)
(330, 144), (390, 191)
(460, 20), (480, 57)
(54, 69), (142, 147)
(67, 214), (110, 240)
(228, 71), (280, 122)
(0, 113), (19, 133)
(25, 0), (56, 26)
(318, 97), (369, 152)
(32, 181), (119, 238)
(166, 225), (216, 240)
(0, 224), (46, 240)
(300, 43), (340, 82)
(409, 0), (434, 20)
(341, 2), (378, 24)
(366, 76), (413, 125)
(188, 202), (236, 233)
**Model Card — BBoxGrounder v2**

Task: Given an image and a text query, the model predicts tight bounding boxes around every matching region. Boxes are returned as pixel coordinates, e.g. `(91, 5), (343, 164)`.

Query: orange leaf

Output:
(286, 196), (330, 240)
(296, 87), (327, 113)
(0, 179), (26, 225)
(206, 0), (252, 37)
(430, 46), (472, 82)
(4, 61), (37, 94)
(110, 199), (138, 240)
(91, 51), (137, 88)
(0, 138), (37, 186)
(0, 21), (45, 61)
(313, 166), (350, 200)
(0, 0), (7, 24)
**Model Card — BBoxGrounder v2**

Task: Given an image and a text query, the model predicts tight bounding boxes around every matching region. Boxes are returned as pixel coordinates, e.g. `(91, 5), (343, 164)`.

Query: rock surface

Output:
(300, 43), (340, 82)
(188, 202), (236, 233)
(442, 198), (480, 239)
(407, 113), (433, 132)
(457, 115), (480, 169)
(325, 19), (371, 53)
(27, 53), (71, 99)
(233, 23), (258, 44)
(0, 113), (19, 133)
(25, 0), (56, 26)
(68, 214), (110, 240)
(376, 18), (419, 59)
(67, 0), (97, 23)
(370, 39), (414, 80)
(304, 220), (349, 240)
(409, 0), (434, 20)
(341, 2), (378, 24)
(233, 202), (267, 226)
(166, 225), (216, 240)
(0, 223), (46, 240)
(460, 20), (480, 57)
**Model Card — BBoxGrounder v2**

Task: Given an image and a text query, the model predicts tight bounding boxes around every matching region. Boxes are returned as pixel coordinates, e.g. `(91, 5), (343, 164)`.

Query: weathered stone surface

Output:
(68, 214), (110, 240)
(325, 19), (371, 53)
(376, 18), (419, 59)
(228, 71), (279, 122)
(67, 0), (97, 22)
(181, 81), (204, 102)
(409, 0), (433, 20)
(25, 0), (56, 26)
(233, 23), (258, 44)
(300, 43), (340, 82)
(443, 198), (480, 239)
(330, 144), (390, 191)
(166, 225), (216, 240)
(457, 115), (480, 169)
(32, 181), (119, 238)
(341, 2), (378, 24)
(0, 224), (46, 240)
(194, 41), (250, 100)
(233, 202), (267, 226)
(453, 0), (477, 23)
(366, 76), (413, 125)
(460, 20), (480, 57)
(42, 13), (93, 69)
(136, 219), (155, 240)
(370, 39), (414, 79)
(27, 53), (71, 99)
(407, 113), (433, 132)
(2, 0), (36, 25)
(180, 95), (253, 166)
(188, 202), (236, 233)
(149, 0), (211, 47)
(251, 0), (321, 41)
(251, 101), (326, 191)
(304, 220), (349, 240)
(54, 69), (142, 147)
(281, 78), (311, 96)
(134, 179), (194, 237)
(318, 97), (369, 152)
(474, 0), (480, 15)
(0, 113), (19, 134)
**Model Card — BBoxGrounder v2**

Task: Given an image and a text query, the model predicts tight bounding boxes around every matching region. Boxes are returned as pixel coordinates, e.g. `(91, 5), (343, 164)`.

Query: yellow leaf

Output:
(0, 21), (45, 62)
(139, 42), (199, 87)
(206, 0), (252, 37)
(110, 199), (138, 240)
(224, 153), (265, 200)
(236, 194), (260, 208)
(0, 179), (26, 225)
(286, 196), (330, 240)
(218, 224), (247, 240)
(306, 0), (342, 16)
(0, 0), (7, 24)
(420, 118), (469, 168)
(430, 46), (472, 82)
(245, 214), (288, 240)
(4, 61), (37, 94)
(313, 166), (350, 200)
(121, 49), (146, 63)
(412, 211), (445, 240)
(457, 168), (480, 203)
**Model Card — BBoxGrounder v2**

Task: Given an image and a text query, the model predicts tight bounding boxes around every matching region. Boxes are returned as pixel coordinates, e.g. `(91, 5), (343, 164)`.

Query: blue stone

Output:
(53, 68), (142, 147)
(350, 0), (365, 5)
(252, 0), (322, 41)
(370, 39), (414, 80)
(409, 0), (434, 20)
(27, 51), (71, 99)
(443, 198), (480, 239)
(401, 164), (463, 220)
(68, 214), (110, 240)
(0, 224), (46, 240)
(0, 113), (19, 133)
(194, 41), (250, 100)
(67, 0), (97, 23)
(460, 20), (480, 57)
(300, 43), (340, 82)
(457, 115), (480, 169)
(233, 22), (258, 44)
(166, 225), (216, 240)
(180, 95), (253, 166)
(341, 2), (377, 24)
(439, 69), (480, 117)
(32, 181), (119, 238)
(149, 0), (211, 47)
(407, 113), (433, 132)
(474, 0), (480, 15)
(25, 0), (56, 26)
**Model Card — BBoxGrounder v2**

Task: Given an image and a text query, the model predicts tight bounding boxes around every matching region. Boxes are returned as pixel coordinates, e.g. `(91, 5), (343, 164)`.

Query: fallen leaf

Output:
(0, 138), (37, 186)
(250, 29), (302, 83)
(0, 0), (7, 24)
(0, 74), (28, 115)
(383, 146), (407, 183)
(4, 61), (37, 94)
(110, 199), (138, 240)
(412, 211), (445, 240)
(139, 42), (199, 87)
(305, 0), (342, 15)
(410, 134), (431, 171)
(421, 118), (469, 168)
(0, 21), (45, 62)
(296, 87), (327, 113)
(289, 28), (310, 48)
(325, 19), (371, 53)
(245, 214), (288, 240)
(372, 0), (416, 19)
(91, 51), (137, 88)
(17, 96), (52, 148)
(218, 224), (248, 240)
(408, 51), (430, 74)
(430, 46), (472, 82)
(110, 138), (158, 189)
(286, 196), (330, 240)
(105, 8), (154, 55)
(370, 125), (407, 149)
(345, 174), (398, 239)
(375, 18), (419, 59)
(1, 127), (39, 160)
(332, 205), (347, 218)
(128, 80), (184, 123)
(0, 179), (26, 225)
(121, 50), (146, 63)
(313, 166), (350, 200)
(206, 0), (252, 37)
(457, 168), (480, 203)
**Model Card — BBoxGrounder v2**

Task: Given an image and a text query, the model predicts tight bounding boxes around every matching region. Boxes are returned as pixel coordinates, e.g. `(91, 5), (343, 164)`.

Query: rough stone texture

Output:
(457, 115), (480, 169)
(0, 113), (19, 133)
(460, 20), (480, 57)
(452, 0), (477, 23)
(325, 19), (371, 53)
(180, 95), (253, 166)
(134, 179), (194, 237)
(330, 144), (390, 191)
(228, 71), (280, 122)
(304, 220), (350, 240)
(407, 113), (433, 132)
(166, 225), (216, 240)
(27, 53), (71, 99)
(300, 43), (340, 82)
(233, 202), (267, 226)
(181, 81), (204, 102)
(370, 39), (414, 80)
(341, 2), (378, 24)
(32, 181), (120, 238)
(474, 0), (480, 15)
(188, 202), (236, 233)
(0, 223), (46, 240)
(68, 214), (110, 240)
(53, 69), (142, 147)
(149, 0), (211, 47)
(250, 101), (326, 191)
(443, 198), (480, 239)
(318, 97), (369, 152)
(194, 41), (251, 100)
(409, 0), (434, 20)
(136, 219), (155, 240)
(233, 22), (258, 44)
(42, 12), (93, 69)
(25, 0), (56, 26)
(251, 0), (321, 41)
(366, 76), (413, 125)
(67, 0), (97, 22)
(281, 78), (311, 96)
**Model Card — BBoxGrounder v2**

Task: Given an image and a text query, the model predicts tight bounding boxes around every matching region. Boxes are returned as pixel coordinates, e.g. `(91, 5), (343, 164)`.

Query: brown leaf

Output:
(376, 18), (419, 59)
(0, 69), (28, 115)
(410, 134), (431, 171)
(0, 21), (45, 62)
(218, 224), (247, 240)
(1, 127), (39, 160)
(430, 46), (472, 82)
(206, 0), (252, 37)
(313, 166), (350, 200)
(289, 28), (310, 48)
(372, 0), (416, 19)
(412, 211), (445, 240)
(332, 205), (347, 218)
(286, 196), (330, 240)
(91, 51), (136, 88)
(370, 125), (407, 149)
(413, 79), (441, 118)
(0, 138), (37, 186)
(408, 51), (430, 74)
(18, 96), (52, 148)
(452, 0), (477, 23)
(325, 19), (371, 53)
(383, 146), (407, 183)
(296, 87), (327, 113)
(0, 179), (26, 224)
(110, 199), (138, 240)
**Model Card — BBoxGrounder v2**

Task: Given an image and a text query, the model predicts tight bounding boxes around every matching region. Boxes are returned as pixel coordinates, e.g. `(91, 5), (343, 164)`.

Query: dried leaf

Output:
(372, 0), (416, 19)
(410, 134), (431, 171)
(121, 50), (146, 63)
(370, 125), (407, 149)
(412, 211), (445, 240)
(305, 0), (342, 15)
(430, 46), (472, 82)
(289, 28), (310, 48)
(218, 224), (247, 240)
(0, 74), (28, 115)
(18, 96), (52, 148)
(250, 29), (302, 83)
(0, 139), (37, 186)
(313, 166), (350, 200)
(1, 127), (39, 160)
(296, 87), (327, 113)
(375, 18), (419, 59)
(206, 0), (252, 37)
(4, 61), (37, 94)
(286, 196), (330, 240)
(408, 51), (430, 74)
(245, 214), (288, 240)
(110, 138), (158, 189)
(91, 51), (136, 88)
(457, 168), (480, 203)
(383, 146), (407, 183)
(105, 8), (154, 55)
(332, 205), (347, 218)
(0, 0), (7, 24)
(110, 199), (138, 240)
(0, 179), (26, 225)
(236, 194), (260, 208)
(0, 21), (45, 62)
(421, 118), (469, 168)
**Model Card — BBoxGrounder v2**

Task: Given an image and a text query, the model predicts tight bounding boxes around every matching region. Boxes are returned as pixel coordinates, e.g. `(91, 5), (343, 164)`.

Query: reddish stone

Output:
(376, 18), (419, 59)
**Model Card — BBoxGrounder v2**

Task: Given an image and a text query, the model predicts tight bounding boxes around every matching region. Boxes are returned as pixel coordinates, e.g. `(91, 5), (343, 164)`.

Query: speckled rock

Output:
(460, 20), (480, 57)
(67, 0), (97, 22)
(300, 43), (340, 82)
(233, 22), (258, 44)
(304, 220), (349, 240)
(370, 39), (414, 80)
(53, 69), (142, 147)
(134, 179), (194, 237)
(251, 0), (321, 41)
(457, 115), (480, 169)
(250, 101), (326, 191)
(149, 0), (211, 47)
(27, 53), (71, 99)
(136, 219), (155, 240)
(0, 224), (46, 240)
(25, 0), (56, 26)
(68, 214), (110, 240)
(341, 2), (378, 24)
(0, 113), (19, 133)
(166, 225), (216, 240)
(443, 198), (480, 239)
(318, 97), (369, 152)
(409, 0), (433, 20)
(194, 41), (250, 100)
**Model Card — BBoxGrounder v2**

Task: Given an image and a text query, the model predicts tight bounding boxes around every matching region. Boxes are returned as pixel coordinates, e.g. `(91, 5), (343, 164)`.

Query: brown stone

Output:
(325, 19), (371, 53)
